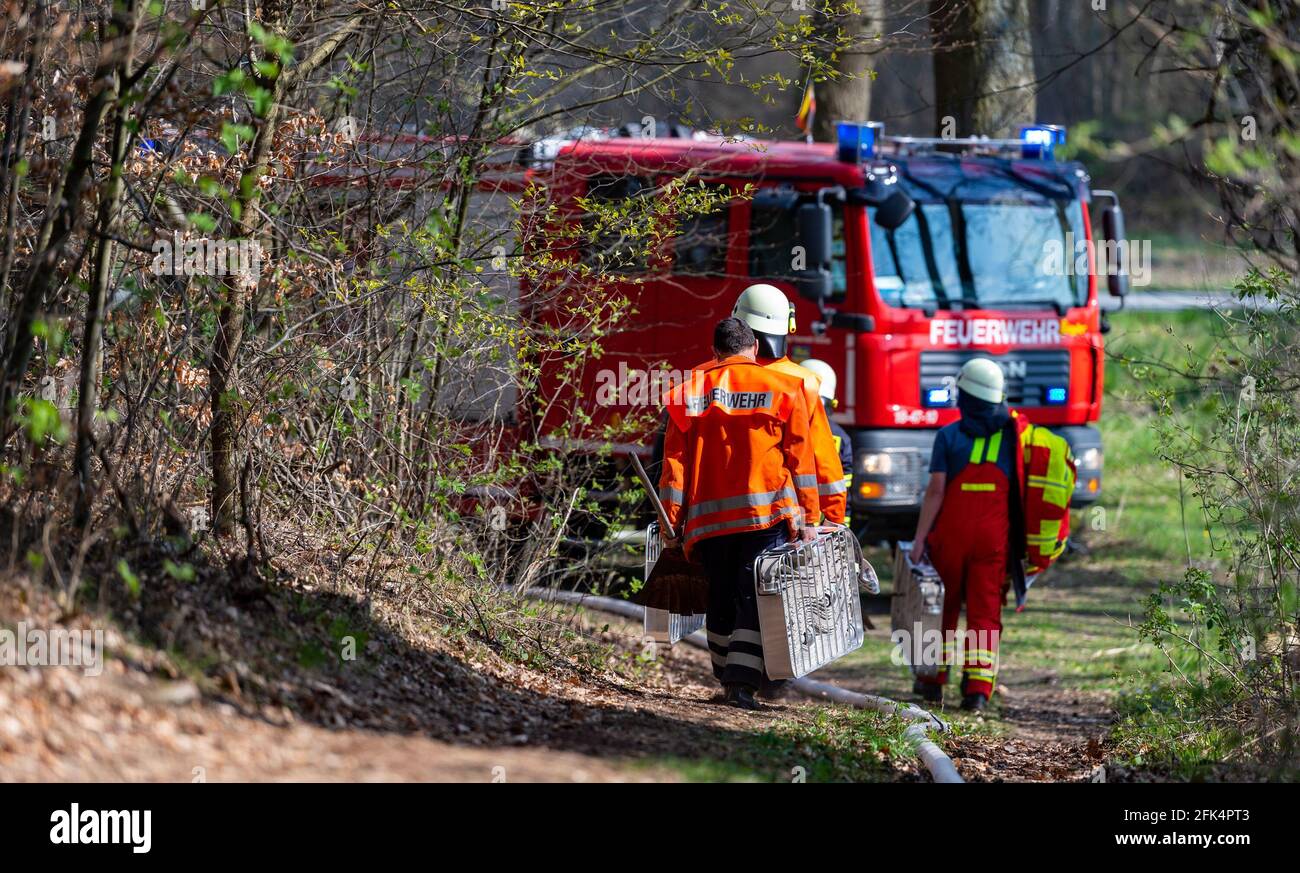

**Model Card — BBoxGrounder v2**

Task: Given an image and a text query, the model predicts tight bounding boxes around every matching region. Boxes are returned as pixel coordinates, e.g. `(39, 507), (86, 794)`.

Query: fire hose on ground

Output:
(523, 586), (965, 784)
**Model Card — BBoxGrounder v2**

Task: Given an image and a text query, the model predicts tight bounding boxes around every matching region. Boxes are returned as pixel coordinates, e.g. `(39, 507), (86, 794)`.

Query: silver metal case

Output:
(753, 527), (866, 679)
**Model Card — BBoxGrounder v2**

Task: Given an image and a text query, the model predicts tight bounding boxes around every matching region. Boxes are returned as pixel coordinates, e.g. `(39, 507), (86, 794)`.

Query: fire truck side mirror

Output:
(849, 182), (915, 231)
(796, 202), (833, 269)
(828, 311), (875, 332)
(873, 190), (915, 231)
(794, 269), (833, 303)
(1101, 204), (1130, 298)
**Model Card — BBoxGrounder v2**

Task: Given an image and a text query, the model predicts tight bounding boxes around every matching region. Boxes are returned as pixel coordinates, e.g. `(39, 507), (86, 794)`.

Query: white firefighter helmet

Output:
(732, 283), (794, 338)
(800, 358), (837, 402)
(955, 357), (1005, 404)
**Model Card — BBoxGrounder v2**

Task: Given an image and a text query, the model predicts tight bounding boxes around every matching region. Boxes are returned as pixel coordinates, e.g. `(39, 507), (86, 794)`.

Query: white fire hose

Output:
(524, 587), (965, 784)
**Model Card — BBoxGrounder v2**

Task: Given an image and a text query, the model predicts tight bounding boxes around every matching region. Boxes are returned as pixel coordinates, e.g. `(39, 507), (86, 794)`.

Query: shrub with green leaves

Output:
(1138, 268), (1300, 772)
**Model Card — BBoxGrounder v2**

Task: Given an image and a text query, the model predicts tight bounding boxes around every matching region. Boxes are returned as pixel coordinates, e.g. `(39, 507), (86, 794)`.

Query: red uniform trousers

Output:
(919, 450), (1009, 698)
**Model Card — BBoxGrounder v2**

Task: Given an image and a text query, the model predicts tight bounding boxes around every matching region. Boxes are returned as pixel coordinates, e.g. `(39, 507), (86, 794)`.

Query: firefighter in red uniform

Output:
(909, 358), (1013, 711)
(659, 318), (820, 710)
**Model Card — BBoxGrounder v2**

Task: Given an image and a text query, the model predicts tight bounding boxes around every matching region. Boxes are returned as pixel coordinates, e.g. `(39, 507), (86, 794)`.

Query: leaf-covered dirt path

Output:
(939, 558), (1164, 783)
(5, 536), (1160, 783)
(2, 657), (669, 782)
(940, 680), (1112, 782)
(817, 626), (1114, 782)
(0, 579), (923, 783)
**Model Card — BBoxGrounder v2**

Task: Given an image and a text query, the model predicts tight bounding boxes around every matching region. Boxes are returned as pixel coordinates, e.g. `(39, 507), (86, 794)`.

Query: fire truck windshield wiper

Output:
(989, 298), (1069, 315)
(895, 169), (954, 309)
(906, 170), (980, 307)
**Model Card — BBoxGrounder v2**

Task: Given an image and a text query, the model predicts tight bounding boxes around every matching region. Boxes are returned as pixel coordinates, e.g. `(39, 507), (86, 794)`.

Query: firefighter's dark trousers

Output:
(696, 522), (787, 691)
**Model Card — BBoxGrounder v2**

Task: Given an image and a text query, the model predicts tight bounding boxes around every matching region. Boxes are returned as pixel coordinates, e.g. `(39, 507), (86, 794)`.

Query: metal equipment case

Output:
(890, 542), (946, 678)
(754, 527), (866, 679)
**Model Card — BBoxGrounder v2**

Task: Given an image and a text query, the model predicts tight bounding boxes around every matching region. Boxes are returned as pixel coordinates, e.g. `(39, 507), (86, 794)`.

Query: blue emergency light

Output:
(924, 386), (953, 407)
(1045, 386), (1068, 405)
(837, 121), (883, 163)
(1020, 125), (1067, 160)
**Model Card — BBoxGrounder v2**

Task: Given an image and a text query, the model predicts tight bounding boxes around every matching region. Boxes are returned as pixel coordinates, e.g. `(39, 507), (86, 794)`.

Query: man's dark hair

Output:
(713, 317), (756, 356)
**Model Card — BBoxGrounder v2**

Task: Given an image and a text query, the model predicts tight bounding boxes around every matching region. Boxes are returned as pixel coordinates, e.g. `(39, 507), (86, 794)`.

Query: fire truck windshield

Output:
(868, 175), (1088, 312)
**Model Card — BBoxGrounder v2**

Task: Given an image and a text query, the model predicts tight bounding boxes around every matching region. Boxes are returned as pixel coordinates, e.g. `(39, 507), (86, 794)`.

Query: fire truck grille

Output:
(920, 349), (1071, 407)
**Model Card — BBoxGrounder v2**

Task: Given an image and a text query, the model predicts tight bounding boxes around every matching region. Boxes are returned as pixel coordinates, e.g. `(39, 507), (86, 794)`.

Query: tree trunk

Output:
(0, 8), (123, 437)
(930, 0), (1037, 137)
(0, 2), (46, 324)
(208, 14), (363, 534)
(74, 1), (138, 527)
(209, 98), (281, 534)
(811, 0), (884, 143)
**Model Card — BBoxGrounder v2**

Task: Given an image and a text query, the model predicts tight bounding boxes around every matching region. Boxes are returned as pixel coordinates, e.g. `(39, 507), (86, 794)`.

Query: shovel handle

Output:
(629, 452), (677, 541)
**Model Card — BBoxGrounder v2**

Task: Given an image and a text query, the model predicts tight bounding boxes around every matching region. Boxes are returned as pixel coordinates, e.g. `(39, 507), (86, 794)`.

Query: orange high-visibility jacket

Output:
(763, 356), (847, 524)
(659, 356), (820, 557)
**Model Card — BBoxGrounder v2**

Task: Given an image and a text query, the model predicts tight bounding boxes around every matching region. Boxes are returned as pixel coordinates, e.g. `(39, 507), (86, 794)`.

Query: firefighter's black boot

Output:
(961, 692), (988, 712)
(725, 684), (761, 711)
(913, 679), (942, 704)
(757, 677), (789, 701)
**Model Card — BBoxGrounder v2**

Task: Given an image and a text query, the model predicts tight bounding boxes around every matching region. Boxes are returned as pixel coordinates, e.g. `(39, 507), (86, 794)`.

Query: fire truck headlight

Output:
(1078, 447), (1102, 471)
(853, 448), (927, 505)
(857, 451), (893, 476)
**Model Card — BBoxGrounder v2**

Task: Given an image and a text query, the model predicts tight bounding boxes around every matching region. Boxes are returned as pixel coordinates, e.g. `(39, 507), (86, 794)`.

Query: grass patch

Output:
(1110, 677), (1299, 781)
(648, 707), (913, 783)
(1140, 232), (1252, 291)
(1095, 308), (1300, 777)
(1100, 307), (1226, 562)
(1019, 310), (1223, 688)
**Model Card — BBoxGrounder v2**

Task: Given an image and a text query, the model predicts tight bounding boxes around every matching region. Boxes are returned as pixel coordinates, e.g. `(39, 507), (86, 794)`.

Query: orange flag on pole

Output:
(796, 76), (815, 139)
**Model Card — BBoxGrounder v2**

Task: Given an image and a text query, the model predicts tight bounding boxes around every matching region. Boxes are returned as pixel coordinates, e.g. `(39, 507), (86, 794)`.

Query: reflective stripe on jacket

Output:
(829, 416), (853, 522)
(762, 356), (847, 524)
(659, 356), (820, 557)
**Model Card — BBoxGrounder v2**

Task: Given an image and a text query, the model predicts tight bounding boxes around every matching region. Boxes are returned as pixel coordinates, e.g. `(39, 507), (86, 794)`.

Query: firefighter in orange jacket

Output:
(732, 284), (847, 525)
(909, 358), (1013, 711)
(800, 359), (853, 527)
(659, 317), (820, 710)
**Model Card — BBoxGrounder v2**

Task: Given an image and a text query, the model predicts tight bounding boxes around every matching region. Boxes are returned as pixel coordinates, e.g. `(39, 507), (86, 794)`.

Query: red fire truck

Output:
(521, 121), (1124, 540)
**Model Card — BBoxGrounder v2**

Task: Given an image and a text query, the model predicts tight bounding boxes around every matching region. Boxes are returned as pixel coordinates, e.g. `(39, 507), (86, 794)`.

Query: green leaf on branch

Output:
(220, 122), (256, 155)
(116, 560), (142, 599)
